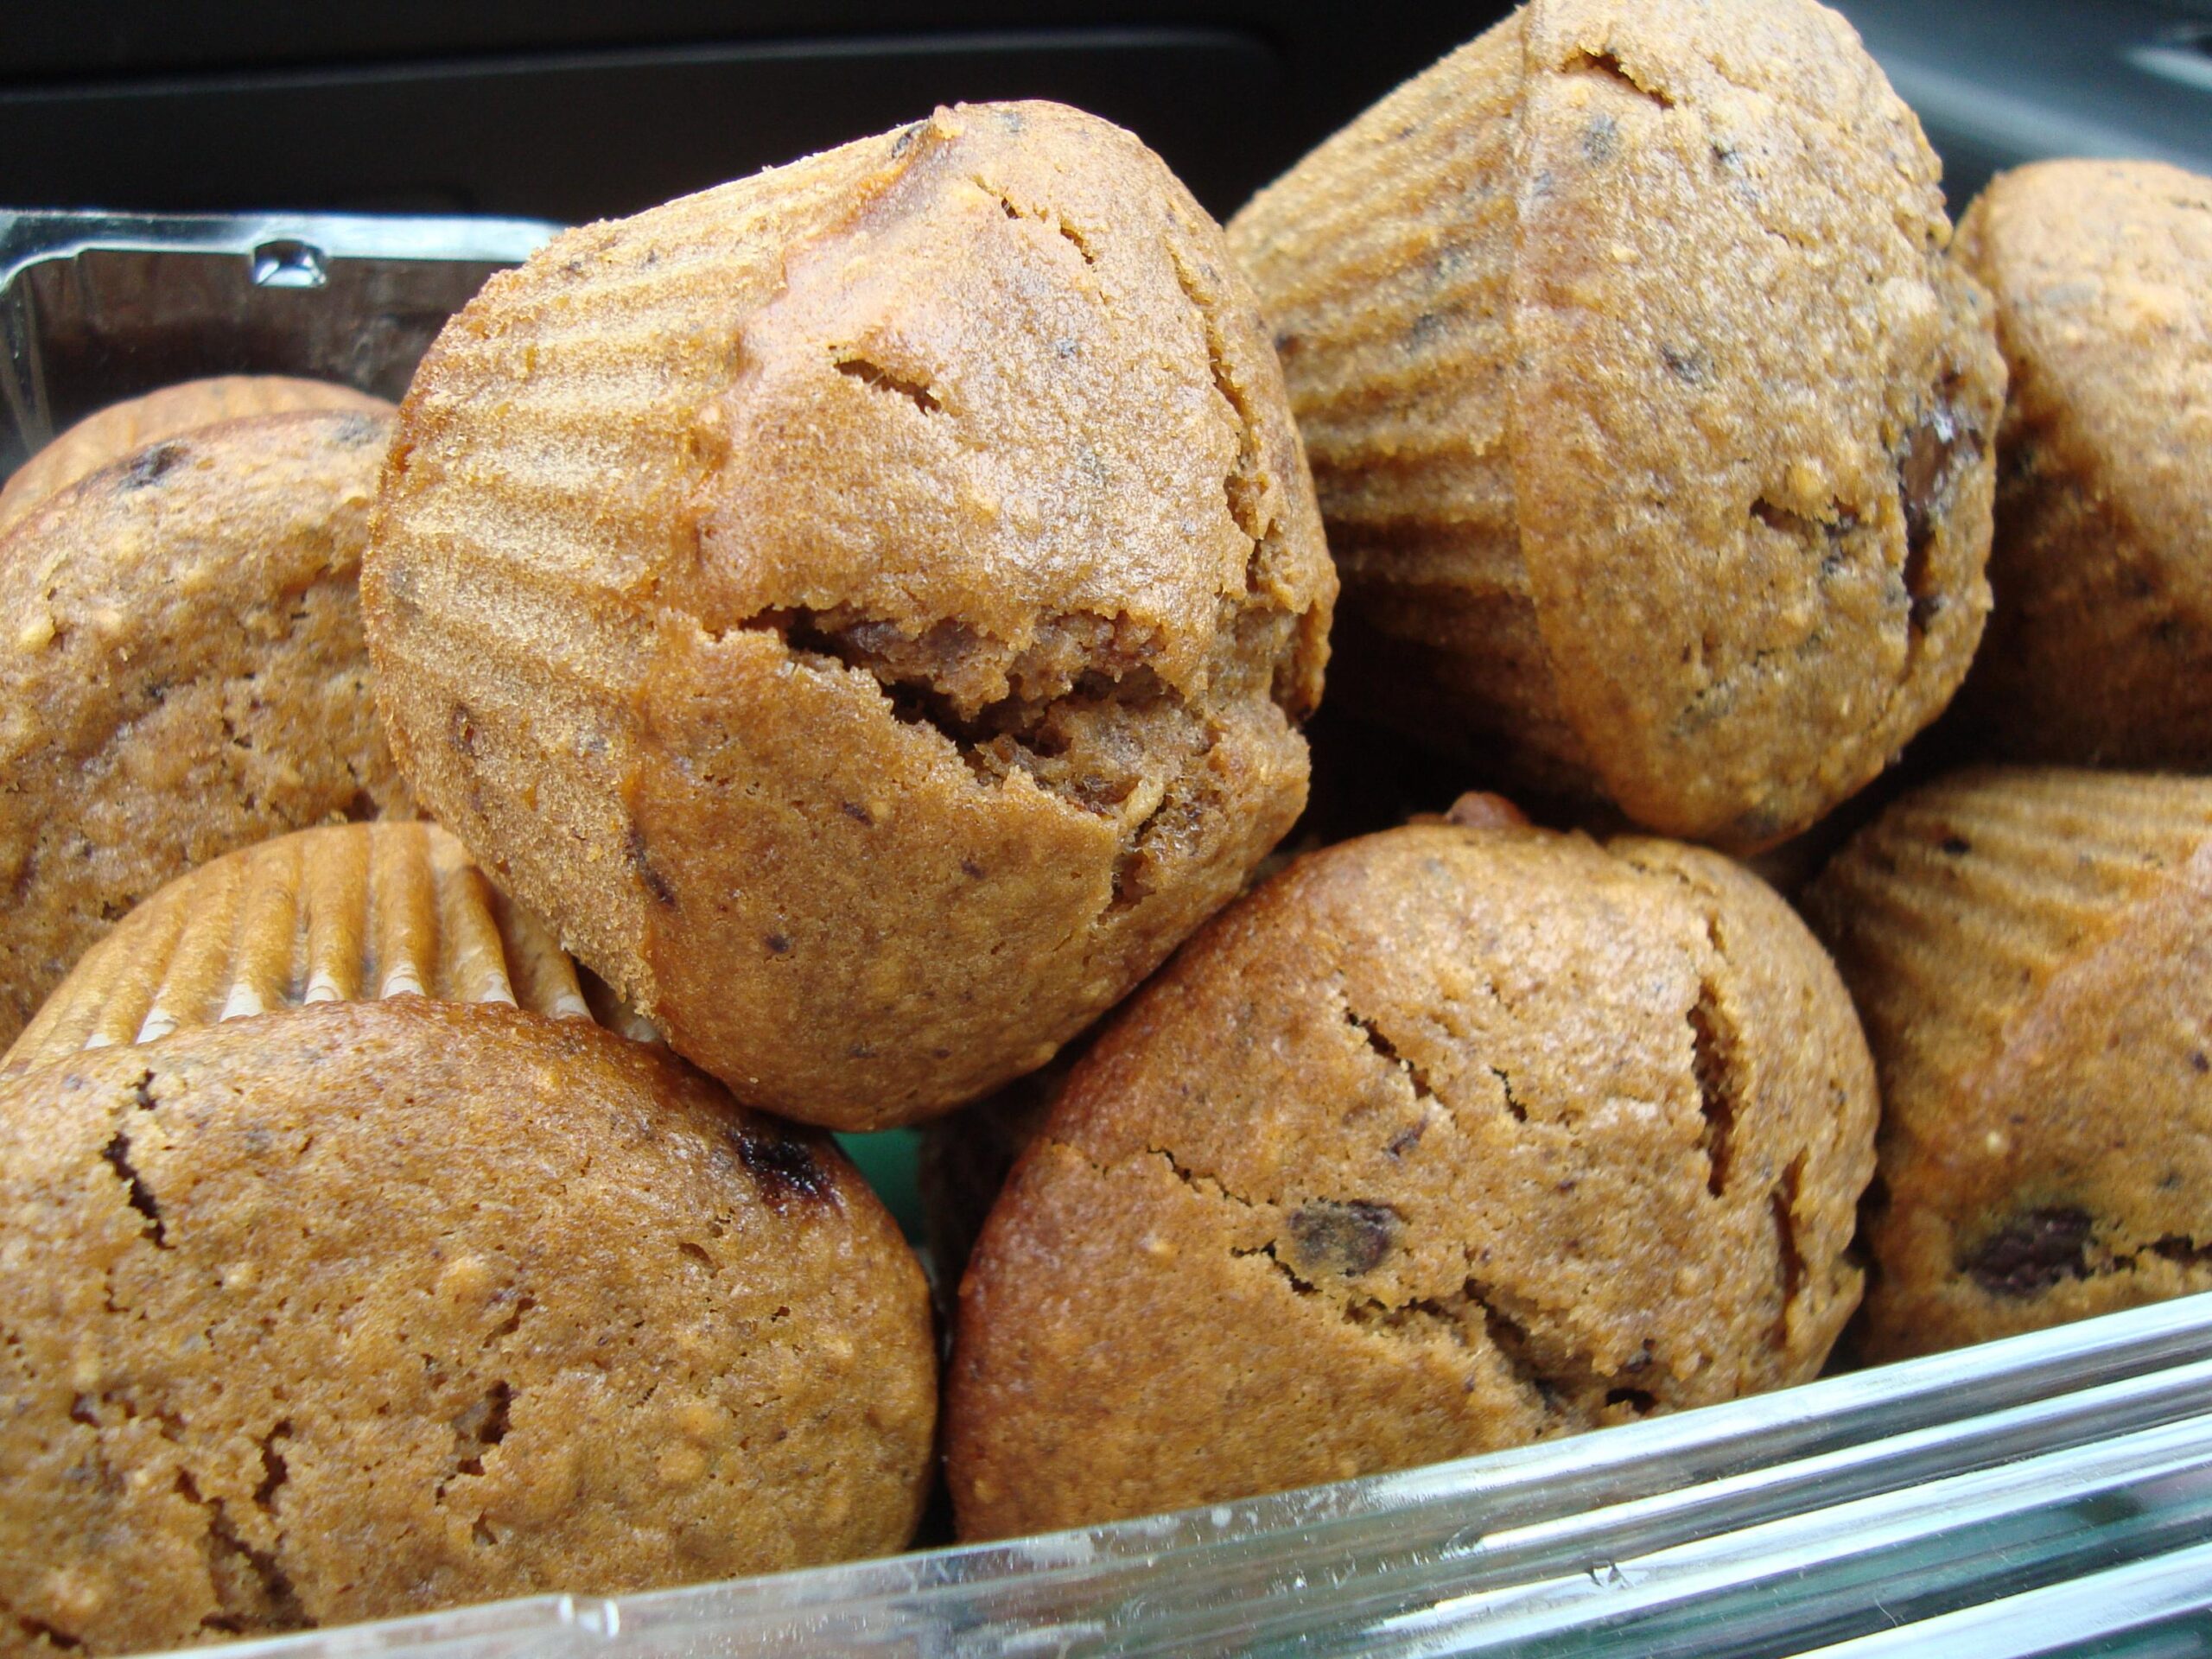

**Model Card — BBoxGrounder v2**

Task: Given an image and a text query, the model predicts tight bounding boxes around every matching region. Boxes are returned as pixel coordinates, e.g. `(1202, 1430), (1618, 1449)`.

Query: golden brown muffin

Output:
(1953, 162), (2212, 765)
(946, 811), (1876, 1538)
(4, 821), (615, 1073)
(1226, 0), (2005, 850)
(917, 796), (1535, 1294)
(0, 411), (412, 1046)
(0, 998), (936, 1655)
(365, 102), (1335, 1131)
(1803, 767), (2212, 1361)
(0, 377), (393, 536)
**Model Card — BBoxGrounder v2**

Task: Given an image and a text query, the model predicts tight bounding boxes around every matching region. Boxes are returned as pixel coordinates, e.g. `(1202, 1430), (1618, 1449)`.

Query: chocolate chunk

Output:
(1444, 791), (1530, 831)
(1963, 1206), (2093, 1297)
(1662, 346), (1707, 385)
(625, 823), (677, 907)
(732, 1125), (835, 1209)
(1287, 1199), (1399, 1277)
(1897, 387), (1982, 622)
(117, 442), (188, 492)
(1582, 111), (1620, 164)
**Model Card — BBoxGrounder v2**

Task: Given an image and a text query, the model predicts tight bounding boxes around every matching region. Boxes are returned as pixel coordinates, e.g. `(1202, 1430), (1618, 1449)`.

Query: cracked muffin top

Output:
(0, 377), (394, 538)
(1952, 161), (2212, 766)
(365, 100), (1333, 1130)
(0, 997), (936, 1654)
(945, 805), (1876, 1538)
(1226, 0), (2003, 849)
(1803, 768), (2212, 1360)
(0, 410), (413, 1049)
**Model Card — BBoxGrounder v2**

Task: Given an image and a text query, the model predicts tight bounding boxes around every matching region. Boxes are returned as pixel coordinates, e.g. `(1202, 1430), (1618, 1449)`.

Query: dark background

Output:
(4, 0), (2211, 226)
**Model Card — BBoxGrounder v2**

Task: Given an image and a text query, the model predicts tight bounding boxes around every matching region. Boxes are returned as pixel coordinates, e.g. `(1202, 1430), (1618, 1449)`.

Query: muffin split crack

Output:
(947, 813), (1876, 1538)
(365, 102), (1334, 1129)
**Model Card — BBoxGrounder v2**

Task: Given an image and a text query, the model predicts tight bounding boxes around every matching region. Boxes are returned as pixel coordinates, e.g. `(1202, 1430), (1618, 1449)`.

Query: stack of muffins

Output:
(1, 0), (2207, 1646)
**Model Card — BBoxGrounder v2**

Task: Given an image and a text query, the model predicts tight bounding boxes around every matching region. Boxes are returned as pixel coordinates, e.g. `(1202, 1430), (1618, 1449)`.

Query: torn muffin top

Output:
(365, 102), (1332, 1125)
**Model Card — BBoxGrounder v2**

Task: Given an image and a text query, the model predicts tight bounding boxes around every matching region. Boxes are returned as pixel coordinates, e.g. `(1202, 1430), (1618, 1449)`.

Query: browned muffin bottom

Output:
(1954, 162), (2212, 765)
(365, 102), (1334, 1129)
(947, 814), (1875, 1539)
(0, 411), (414, 1045)
(1804, 767), (2212, 1360)
(0, 999), (936, 1656)
(0, 377), (394, 538)
(1227, 0), (2004, 849)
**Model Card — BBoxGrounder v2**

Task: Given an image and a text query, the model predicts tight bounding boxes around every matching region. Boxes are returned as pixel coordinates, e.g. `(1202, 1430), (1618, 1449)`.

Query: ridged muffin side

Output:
(5, 822), (600, 1072)
(1228, 13), (1592, 797)
(366, 102), (1334, 1128)
(1804, 768), (2212, 1357)
(950, 817), (1875, 1538)
(1228, 0), (2004, 849)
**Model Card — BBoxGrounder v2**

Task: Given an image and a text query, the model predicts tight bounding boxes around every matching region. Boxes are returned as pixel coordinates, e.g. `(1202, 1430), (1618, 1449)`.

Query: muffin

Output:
(365, 102), (1334, 1130)
(0, 410), (412, 1045)
(7, 820), (600, 1072)
(1803, 767), (2212, 1360)
(1953, 162), (2212, 765)
(1225, 0), (2005, 849)
(0, 377), (393, 537)
(947, 808), (1877, 1537)
(0, 825), (937, 1654)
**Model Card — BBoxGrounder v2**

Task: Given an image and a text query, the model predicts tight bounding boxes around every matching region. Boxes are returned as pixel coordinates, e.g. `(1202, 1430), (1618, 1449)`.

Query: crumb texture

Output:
(948, 820), (1875, 1537)
(0, 999), (935, 1655)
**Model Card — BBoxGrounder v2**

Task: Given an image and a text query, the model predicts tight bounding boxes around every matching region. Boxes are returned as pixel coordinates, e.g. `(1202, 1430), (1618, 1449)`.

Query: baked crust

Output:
(1228, 0), (2003, 849)
(0, 998), (935, 1653)
(1805, 767), (2212, 1359)
(365, 102), (1334, 1128)
(0, 377), (392, 537)
(0, 411), (413, 1044)
(1955, 161), (2212, 765)
(948, 815), (1875, 1537)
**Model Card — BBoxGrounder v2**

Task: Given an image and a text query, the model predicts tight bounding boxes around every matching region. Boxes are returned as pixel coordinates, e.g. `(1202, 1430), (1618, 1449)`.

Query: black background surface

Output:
(5, 3), (2209, 226)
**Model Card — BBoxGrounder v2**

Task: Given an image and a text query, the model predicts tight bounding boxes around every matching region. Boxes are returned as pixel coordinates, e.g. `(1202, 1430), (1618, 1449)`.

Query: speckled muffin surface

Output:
(946, 815), (1876, 1538)
(1955, 162), (2212, 765)
(1227, 0), (2003, 849)
(0, 998), (936, 1655)
(366, 101), (1333, 1129)
(0, 410), (413, 1046)
(1804, 768), (2212, 1360)
(0, 377), (394, 538)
